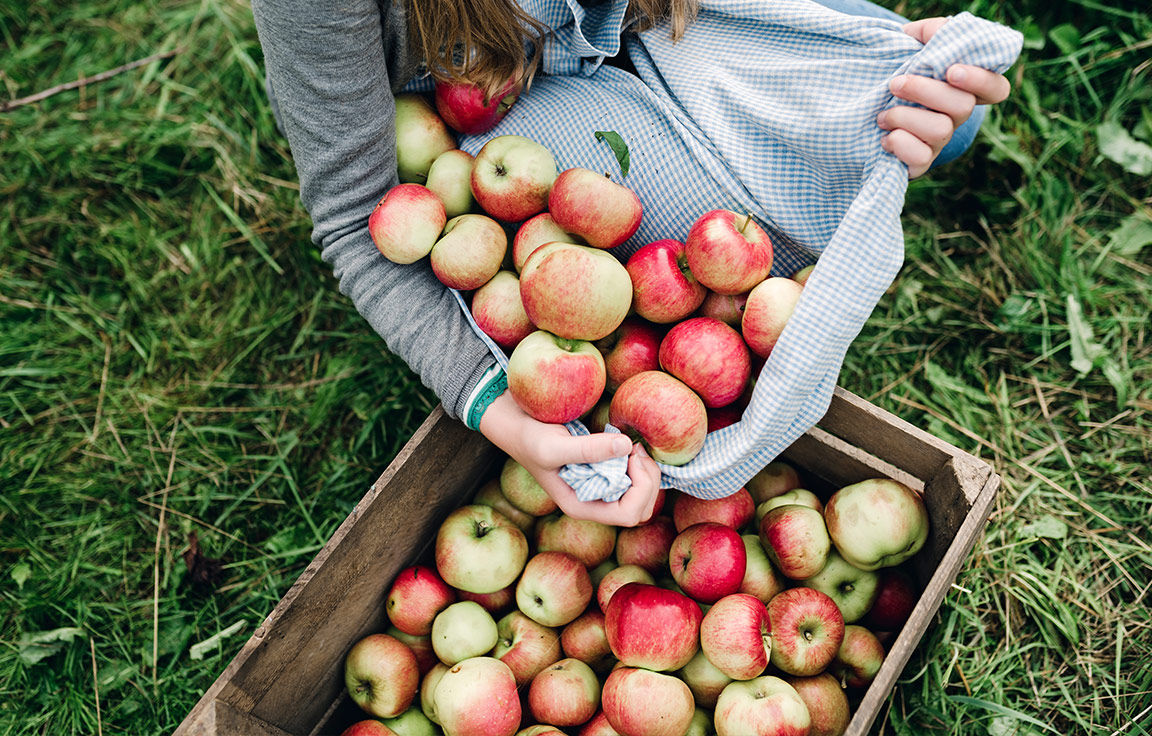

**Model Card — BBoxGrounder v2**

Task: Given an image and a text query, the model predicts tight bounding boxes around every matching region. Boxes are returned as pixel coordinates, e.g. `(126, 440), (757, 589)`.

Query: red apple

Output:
(368, 183), (447, 265)
(597, 318), (663, 392)
(614, 516), (677, 573)
(434, 657), (521, 736)
(699, 593), (772, 680)
(394, 93), (456, 184)
(863, 567), (918, 632)
(435, 504), (529, 594)
(625, 239), (707, 323)
(741, 277), (803, 359)
(386, 626), (438, 677)
(560, 609), (614, 671)
(507, 330), (606, 424)
(434, 76), (522, 135)
(345, 633), (420, 718)
(609, 371), (708, 466)
(713, 676), (810, 736)
(492, 610), (563, 687)
(535, 512), (617, 568)
(767, 587), (845, 676)
(604, 582), (702, 671)
(471, 134), (557, 222)
(758, 504), (831, 580)
(745, 461), (803, 505)
(829, 624), (885, 689)
(528, 658), (601, 727)
(457, 583), (517, 618)
(430, 213), (507, 290)
(707, 404), (744, 432)
(516, 551), (594, 627)
(596, 564), (656, 613)
(684, 210), (773, 295)
(425, 148), (476, 218)
(673, 488), (755, 532)
(739, 534), (786, 605)
(386, 565), (456, 636)
(824, 479), (929, 571)
(601, 667), (695, 736)
(669, 522), (747, 604)
(578, 710), (623, 736)
(677, 648), (733, 709)
(658, 317), (751, 408)
(471, 270), (535, 350)
(499, 457), (558, 516)
(519, 242), (633, 341)
(548, 167), (643, 249)
(512, 212), (581, 271)
(697, 290), (748, 327)
(782, 673), (850, 736)
(340, 720), (397, 736)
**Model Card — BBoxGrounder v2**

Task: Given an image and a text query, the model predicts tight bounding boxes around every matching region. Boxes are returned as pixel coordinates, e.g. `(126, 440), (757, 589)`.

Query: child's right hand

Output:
(478, 391), (663, 527)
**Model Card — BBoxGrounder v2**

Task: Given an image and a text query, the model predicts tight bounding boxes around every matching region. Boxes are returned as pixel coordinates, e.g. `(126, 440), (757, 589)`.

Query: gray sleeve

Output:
(251, 0), (497, 420)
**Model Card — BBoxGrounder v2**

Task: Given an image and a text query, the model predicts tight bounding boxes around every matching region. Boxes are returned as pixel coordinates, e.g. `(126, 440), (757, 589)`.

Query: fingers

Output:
(880, 128), (935, 179)
(535, 429), (633, 468)
(901, 17), (950, 44)
(878, 105), (955, 151)
(889, 75), (976, 129)
(546, 443), (663, 528)
(946, 64), (1011, 106)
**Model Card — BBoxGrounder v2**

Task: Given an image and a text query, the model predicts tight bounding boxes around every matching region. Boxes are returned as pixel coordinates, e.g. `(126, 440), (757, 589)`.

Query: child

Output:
(250, 0), (1010, 526)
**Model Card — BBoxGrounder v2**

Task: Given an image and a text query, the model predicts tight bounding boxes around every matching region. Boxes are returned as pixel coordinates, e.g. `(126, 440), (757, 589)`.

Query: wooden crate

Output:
(175, 386), (999, 736)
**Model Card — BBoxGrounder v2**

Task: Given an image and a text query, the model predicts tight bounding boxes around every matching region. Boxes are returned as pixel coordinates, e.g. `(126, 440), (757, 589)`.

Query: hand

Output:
(478, 391), (663, 527)
(879, 17), (1012, 178)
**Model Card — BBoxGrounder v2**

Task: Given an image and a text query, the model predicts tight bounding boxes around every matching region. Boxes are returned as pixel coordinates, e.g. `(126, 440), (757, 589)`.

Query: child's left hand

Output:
(880, 17), (1013, 178)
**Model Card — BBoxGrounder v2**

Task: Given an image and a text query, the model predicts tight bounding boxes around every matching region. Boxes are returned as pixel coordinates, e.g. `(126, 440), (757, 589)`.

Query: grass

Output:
(0, 0), (1149, 734)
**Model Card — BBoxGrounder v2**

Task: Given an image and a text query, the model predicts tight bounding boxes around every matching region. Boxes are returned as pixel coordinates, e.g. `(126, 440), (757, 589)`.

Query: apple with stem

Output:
(434, 76), (522, 135)
(800, 549), (880, 623)
(516, 551), (593, 628)
(767, 587), (845, 676)
(830, 624), (885, 689)
(435, 504), (529, 594)
(507, 330), (606, 424)
(345, 633), (420, 718)
(713, 676), (810, 736)
(669, 522), (747, 604)
(471, 478), (535, 533)
(697, 290), (748, 328)
(548, 167), (643, 249)
(471, 134), (557, 222)
(626, 239), (707, 323)
(685, 210), (773, 295)
(386, 565), (456, 637)
(492, 610), (563, 687)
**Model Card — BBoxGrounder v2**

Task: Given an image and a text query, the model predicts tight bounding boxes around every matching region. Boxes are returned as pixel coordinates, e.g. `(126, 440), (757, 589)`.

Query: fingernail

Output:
(612, 437), (632, 455)
(890, 75), (907, 93)
(876, 111), (889, 128)
(950, 66), (967, 84)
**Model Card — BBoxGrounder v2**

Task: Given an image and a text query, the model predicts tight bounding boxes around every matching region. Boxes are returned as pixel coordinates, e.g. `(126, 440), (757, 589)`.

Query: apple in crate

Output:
(419, 663), (449, 725)
(602, 667), (695, 736)
(608, 371), (708, 466)
(739, 534), (785, 604)
(548, 167), (643, 249)
(516, 551), (594, 627)
(614, 515), (677, 573)
(499, 457), (558, 516)
(767, 587), (845, 676)
(434, 657), (522, 736)
(471, 134), (557, 223)
(864, 567), (919, 631)
(824, 478), (929, 570)
(746, 461), (802, 505)
(472, 479), (534, 533)
(755, 488), (823, 522)
(512, 212), (581, 271)
(597, 318), (663, 392)
(597, 564), (655, 613)
(783, 673), (850, 736)
(339, 720), (396, 736)
(431, 601), (499, 665)
(713, 676), (810, 736)
(801, 549), (880, 623)
(677, 648), (732, 709)
(382, 706), (439, 736)
(759, 503), (831, 580)
(507, 330), (606, 424)
(604, 582), (703, 671)
(626, 238), (707, 323)
(520, 242), (633, 341)
(471, 270), (534, 351)
(426, 149), (476, 218)
(672, 486), (755, 532)
(741, 276), (804, 359)
(434, 76), (522, 135)
(658, 317), (751, 409)
(697, 289), (748, 328)
(430, 213), (508, 290)
(669, 522), (747, 604)
(699, 593), (772, 680)
(435, 504), (529, 594)
(685, 210), (773, 295)
(344, 633), (420, 718)
(386, 565), (456, 636)
(386, 626), (438, 677)
(535, 513), (617, 568)
(528, 658), (601, 727)
(560, 609), (613, 671)
(578, 711), (620, 736)
(492, 610), (562, 687)
(830, 624), (886, 689)
(368, 184), (447, 265)
(394, 93), (456, 184)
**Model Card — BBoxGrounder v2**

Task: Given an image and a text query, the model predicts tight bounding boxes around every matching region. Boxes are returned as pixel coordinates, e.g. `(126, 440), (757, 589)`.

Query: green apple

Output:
(394, 93), (455, 184)
(800, 549), (879, 623)
(430, 601), (498, 665)
(824, 479), (929, 570)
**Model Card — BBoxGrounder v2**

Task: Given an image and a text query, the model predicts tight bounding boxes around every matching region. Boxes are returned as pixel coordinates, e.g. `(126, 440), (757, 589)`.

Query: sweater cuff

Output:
(462, 364), (508, 431)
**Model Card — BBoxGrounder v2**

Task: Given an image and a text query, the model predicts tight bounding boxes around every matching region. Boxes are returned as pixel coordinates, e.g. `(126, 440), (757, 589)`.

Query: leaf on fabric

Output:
(594, 130), (631, 177)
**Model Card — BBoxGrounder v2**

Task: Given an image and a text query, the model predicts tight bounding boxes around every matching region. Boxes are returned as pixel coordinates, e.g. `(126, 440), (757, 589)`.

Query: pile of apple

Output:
(339, 456), (930, 736)
(370, 88), (816, 466)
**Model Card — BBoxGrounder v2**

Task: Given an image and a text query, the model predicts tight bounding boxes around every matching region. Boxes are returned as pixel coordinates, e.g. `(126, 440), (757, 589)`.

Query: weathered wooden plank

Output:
(177, 699), (295, 736)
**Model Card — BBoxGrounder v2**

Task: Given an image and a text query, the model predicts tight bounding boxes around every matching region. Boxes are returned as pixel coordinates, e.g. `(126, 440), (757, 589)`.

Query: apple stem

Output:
(738, 213), (754, 233)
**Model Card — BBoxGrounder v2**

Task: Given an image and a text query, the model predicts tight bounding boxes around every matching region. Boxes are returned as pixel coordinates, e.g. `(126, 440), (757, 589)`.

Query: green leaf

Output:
(924, 360), (990, 405)
(1097, 122), (1152, 176)
(18, 627), (86, 666)
(1066, 294), (1107, 376)
(1106, 212), (1152, 255)
(594, 130), (631, 178)
(10, 562), (31, 590)
(1047, 24), (1081, 56)
(1019, 516), (1068, 540)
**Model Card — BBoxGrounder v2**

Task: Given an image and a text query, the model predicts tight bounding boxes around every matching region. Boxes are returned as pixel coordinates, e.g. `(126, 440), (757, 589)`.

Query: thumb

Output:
(568, 433), (634, 465)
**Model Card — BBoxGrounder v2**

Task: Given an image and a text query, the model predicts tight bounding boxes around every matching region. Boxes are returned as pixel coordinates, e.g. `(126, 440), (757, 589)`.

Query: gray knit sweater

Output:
(251, 0), (497, 420)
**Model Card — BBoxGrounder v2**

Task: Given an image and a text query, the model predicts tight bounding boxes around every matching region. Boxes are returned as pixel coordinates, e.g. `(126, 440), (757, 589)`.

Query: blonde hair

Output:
(407, 0), (699, 95)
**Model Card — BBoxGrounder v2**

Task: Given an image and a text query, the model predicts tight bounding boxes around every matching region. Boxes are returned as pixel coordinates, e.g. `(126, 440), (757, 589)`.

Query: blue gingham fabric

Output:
(434, 0), (1022, 501)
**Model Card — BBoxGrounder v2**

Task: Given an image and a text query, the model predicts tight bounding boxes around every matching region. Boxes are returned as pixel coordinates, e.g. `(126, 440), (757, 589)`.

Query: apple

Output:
(434, 76), (522, 135)
(767, 587), (845, 676)
(341, 720), (398, 736)
(625, 239), (707, 323)
(759, 504), (831, 580)
(425, 149), (476, 218)
(471, 270), (535, 351)
(471, 134), (557, 222)
(864, 567), (918, 632)
(601, 667), (695, 736)
(801, 549), (880, 623)
(824, 479), (929, 571)
(434, 657), (522, 736)
(754, 488), (823, 522)
(500, 457), (559, 516)
(535, 512), (617, 568)
(609, 371), (708, 466)
(707, 404), (744, 432)
(345, 633), (420, 718)
(429, 213), (507, 290)
(560, 609), (614, 672)
(548, 167), (643, 249)
(659, 317), (751, 408)
(519, 242), (633, 341)
(669, 522), (747, 604)
(741, 277), (804, 359)
(577, 710), (623, 736)
(386, 565), (456, 637)
(830, 625), (885, 689)
(597, 318), (664, 392)
(713, 676), (810, 736)
(381, 706), (440, 736)
(419, 662), (449, 725)
(512, 212), (581, 271)
(368, 183), (447, 265)
(604, 582), (702, 671)
(685, 709), (712, 736)
(582, 397), (612, 433)
(696, 290), (748, 328)
(472, 477), (535, 533)
(518, 728), (565, 736)
(394, 93), (456, 184)
(791, 264), (815, 286)
(673, 487), (755, 532)
(782, 673), (849, 736)
(457, 584), (517, 617)
(506, 330), (605, 423)
(684, 210), (773, 295)
(597, 564), (656, 614)
(528, 658), (601, 727)
(745, 461), (803, 505)
(739, 534), (785, 604)
(435, 504), (529, 594)
(614, 516), (677, 573)
(699, 593), (772, 680)
(516, 551), (594, 627)
(677, 647), (733, 708)
(431, 601), (499, 665)
(492, 610), (563, 687)
(386, 627), (439, 677)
